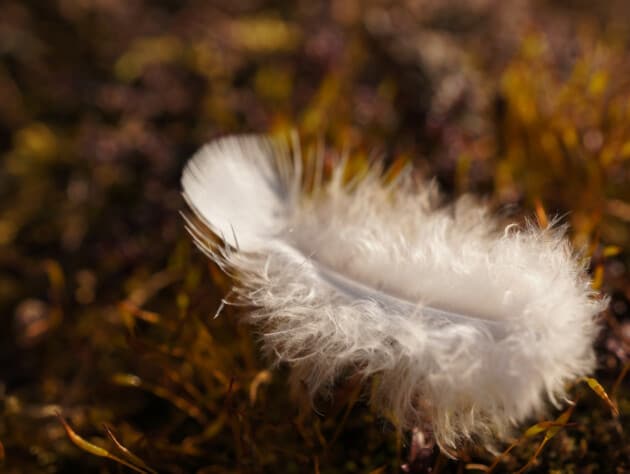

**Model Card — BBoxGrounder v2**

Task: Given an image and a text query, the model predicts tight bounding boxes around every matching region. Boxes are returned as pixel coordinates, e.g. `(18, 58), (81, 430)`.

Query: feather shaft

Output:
(313, 257), (509, 338)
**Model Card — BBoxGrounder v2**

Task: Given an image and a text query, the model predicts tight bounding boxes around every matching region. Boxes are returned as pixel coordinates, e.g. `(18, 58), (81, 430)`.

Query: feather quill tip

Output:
(181, 134), (606, 453)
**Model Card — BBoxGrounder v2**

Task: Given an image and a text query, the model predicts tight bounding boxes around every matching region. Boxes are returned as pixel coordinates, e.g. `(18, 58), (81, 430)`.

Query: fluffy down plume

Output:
(181, 134), (605, 452)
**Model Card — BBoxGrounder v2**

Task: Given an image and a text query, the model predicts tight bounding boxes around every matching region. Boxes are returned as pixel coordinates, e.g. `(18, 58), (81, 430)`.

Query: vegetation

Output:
(0, 1), (628, 472)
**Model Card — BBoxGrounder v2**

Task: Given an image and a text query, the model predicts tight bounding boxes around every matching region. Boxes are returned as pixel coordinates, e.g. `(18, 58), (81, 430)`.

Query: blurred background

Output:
(1, 0), (629, 472)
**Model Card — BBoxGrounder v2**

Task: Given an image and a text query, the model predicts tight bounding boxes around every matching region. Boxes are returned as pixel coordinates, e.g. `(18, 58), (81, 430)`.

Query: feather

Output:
(181, 134), (606, 452)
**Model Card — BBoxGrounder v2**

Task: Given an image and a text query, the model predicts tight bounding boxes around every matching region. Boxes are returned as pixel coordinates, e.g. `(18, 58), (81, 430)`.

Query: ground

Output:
(0, 1), (629, 472)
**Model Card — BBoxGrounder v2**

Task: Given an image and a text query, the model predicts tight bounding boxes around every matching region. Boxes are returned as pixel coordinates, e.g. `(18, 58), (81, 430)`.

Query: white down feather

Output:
(181, 134), (605, 452)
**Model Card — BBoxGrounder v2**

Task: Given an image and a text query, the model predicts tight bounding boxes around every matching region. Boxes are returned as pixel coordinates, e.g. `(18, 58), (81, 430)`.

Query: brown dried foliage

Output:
(0, 1), (629, 472)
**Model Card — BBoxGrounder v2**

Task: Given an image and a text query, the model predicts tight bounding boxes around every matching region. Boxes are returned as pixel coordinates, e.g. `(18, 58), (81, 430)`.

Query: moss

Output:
(0, 1), (629, 472)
